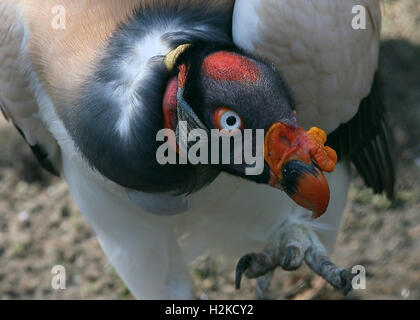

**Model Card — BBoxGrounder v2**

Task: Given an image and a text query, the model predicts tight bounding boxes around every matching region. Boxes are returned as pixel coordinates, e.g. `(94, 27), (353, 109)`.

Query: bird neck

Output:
(69, 3), (233, 194)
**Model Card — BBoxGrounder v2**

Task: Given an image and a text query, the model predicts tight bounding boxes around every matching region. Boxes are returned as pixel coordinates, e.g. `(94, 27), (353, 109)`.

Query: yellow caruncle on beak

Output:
(264, 123), (338, 218)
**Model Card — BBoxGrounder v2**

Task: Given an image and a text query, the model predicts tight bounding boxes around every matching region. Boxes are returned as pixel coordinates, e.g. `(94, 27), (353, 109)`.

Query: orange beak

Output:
(264, 123), (338, 218)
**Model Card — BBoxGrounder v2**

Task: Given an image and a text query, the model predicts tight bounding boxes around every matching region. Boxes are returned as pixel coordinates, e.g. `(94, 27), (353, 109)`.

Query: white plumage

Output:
(233, 0), (380, 133)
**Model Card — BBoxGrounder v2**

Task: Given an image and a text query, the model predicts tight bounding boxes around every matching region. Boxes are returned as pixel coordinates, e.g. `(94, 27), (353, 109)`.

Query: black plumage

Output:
(327, 73), (395, 199)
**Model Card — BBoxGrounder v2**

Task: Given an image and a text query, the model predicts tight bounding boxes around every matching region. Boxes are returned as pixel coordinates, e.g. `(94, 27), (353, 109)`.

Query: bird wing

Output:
(0, 0), (59, 175)
(232, 0), (394, 198)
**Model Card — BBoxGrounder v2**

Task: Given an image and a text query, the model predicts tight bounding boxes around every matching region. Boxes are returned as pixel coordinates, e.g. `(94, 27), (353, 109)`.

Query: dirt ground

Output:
(0, 0), (419, 300)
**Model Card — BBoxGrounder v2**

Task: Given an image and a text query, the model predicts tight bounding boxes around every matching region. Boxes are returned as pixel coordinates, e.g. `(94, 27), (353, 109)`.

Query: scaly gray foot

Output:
(235, 221), (353, 299)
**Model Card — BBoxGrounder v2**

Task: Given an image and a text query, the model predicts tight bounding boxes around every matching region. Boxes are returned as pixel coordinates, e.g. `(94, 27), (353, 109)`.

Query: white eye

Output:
(219, 110), (242, 131)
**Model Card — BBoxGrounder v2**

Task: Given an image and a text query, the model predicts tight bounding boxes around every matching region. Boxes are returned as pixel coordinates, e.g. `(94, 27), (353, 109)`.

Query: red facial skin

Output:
(162, 76), (178, 130)
(202, 51), (261, 84)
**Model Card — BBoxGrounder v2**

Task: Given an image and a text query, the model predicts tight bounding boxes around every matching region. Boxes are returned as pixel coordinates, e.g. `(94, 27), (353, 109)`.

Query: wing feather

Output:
(232, 0), (381, 133)
(327, 73), (395, 199)
(0, 0), (59, 175)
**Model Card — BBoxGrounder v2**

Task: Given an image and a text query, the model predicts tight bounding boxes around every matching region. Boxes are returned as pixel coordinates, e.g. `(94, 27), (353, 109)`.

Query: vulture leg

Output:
(235, 220), (353, 298)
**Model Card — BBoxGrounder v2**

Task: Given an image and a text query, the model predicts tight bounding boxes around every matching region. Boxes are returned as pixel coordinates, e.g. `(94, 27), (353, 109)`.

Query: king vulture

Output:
(0, 0), (394, 299)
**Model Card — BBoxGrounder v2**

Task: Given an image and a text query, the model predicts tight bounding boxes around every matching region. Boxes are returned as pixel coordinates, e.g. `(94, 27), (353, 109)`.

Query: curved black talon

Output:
(235, 254), (254, 289)
(338, 269), (353, 296)
(321, 267), (353, 295)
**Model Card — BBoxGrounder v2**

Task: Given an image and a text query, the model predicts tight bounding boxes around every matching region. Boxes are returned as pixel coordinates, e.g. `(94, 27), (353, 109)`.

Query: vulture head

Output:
(160, 44), (337, 217)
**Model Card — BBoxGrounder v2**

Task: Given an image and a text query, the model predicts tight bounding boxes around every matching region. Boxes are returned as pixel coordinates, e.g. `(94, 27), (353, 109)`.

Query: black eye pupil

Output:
(226, 116), (237, 126)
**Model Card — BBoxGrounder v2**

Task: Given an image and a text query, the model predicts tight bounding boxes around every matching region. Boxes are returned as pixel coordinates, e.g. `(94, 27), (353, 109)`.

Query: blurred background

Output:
(0, 0), (419, 299)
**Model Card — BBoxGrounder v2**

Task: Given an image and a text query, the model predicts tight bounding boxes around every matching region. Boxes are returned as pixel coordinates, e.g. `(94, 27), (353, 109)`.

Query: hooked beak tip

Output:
(270, 160), (330, 219)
